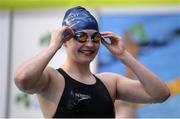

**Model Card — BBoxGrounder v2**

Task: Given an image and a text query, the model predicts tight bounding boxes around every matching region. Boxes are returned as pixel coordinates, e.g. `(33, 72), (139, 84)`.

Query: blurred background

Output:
(0, 0), (180, 118)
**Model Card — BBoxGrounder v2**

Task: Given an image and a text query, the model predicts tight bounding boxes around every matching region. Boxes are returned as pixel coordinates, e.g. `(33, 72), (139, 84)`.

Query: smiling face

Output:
(64, 29), (100, 64)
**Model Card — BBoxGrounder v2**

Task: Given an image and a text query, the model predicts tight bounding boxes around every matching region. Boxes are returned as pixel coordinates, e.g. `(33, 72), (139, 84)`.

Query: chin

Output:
(80, 59), (94, 64)
(77, 57), (95, 64)
(76, 53), (97, 64)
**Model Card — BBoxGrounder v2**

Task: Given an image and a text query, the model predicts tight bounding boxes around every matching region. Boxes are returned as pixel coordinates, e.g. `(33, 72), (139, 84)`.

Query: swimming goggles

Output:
(74, 31), (103, 43)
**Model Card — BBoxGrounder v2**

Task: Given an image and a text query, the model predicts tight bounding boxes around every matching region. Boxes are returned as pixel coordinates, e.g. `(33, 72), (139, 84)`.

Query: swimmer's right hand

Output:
(50, 26), (74, 49)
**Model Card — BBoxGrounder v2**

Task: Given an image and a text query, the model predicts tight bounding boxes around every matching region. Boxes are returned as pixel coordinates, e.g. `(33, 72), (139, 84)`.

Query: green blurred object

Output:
(25, 99), (30, 108)
(39, 32), (51, 46)
(0, 0), (179, 9)
(15, 93), (31, 108)
(129, 23), (147, 43)
(15, 94), (22, 102)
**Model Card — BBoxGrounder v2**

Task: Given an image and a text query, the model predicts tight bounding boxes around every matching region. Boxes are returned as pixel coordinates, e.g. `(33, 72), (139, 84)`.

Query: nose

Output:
(84, 39), (95, 47)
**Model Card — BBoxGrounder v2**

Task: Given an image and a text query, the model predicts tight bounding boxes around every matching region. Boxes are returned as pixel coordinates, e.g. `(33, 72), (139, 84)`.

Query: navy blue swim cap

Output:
(62, 6), (99, 32)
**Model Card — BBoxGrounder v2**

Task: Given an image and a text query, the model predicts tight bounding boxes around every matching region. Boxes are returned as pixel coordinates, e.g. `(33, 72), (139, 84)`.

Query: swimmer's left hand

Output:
(101, 32), (125, 56)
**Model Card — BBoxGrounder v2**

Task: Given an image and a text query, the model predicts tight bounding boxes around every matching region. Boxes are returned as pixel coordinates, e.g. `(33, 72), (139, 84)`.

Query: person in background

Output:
(14, 6), (170, 118)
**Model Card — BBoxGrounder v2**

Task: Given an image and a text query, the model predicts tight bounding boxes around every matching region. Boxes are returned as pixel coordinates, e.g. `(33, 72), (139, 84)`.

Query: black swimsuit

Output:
(53, 68), (115, 118)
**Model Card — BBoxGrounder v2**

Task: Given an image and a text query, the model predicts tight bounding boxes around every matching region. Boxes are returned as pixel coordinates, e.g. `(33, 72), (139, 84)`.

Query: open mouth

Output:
(78, 49), (96, 56)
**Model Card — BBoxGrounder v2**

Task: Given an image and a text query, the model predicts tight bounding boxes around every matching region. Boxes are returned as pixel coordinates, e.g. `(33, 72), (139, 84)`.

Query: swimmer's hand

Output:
(50, 26), (73, 49)
(101, 32), (125, 57)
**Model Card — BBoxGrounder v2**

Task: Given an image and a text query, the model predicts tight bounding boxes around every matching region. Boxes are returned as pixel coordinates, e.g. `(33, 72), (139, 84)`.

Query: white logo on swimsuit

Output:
(67, 91), (92, 110)
(75, 93), (91, 101)
(70, 90), (91, 102)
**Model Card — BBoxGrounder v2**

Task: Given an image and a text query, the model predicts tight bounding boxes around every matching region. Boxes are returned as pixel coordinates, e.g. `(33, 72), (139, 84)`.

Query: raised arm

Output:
(14, 26), (73, 94)
(101, 32), (170, 103)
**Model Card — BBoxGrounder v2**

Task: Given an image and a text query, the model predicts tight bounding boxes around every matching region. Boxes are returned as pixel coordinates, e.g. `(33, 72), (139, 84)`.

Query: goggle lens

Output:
(78, 34), (88, 42)
(74, 32), (102, 43)
(93, 33), (102, 42)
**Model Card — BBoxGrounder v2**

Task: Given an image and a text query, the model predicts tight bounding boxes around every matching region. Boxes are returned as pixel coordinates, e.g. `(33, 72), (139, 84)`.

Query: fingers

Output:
(101, 31), (123, 40)
(60, 26), (74, 41)
(63, 33), (73, 41)
(60, 26), (73, 34)
(101, 31), (113, 35)
(51, 26), (70, 37)
(50, 26), (74, 48)
(101, 38), (110, 48)
(101, 32), (113, 39)
(101, 32), (114, 47)
(101, 32), (118, 45)
(101, 31), (115, 37)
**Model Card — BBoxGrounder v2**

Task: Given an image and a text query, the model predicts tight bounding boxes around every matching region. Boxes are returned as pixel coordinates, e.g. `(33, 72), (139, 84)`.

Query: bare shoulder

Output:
(96, 72), (119, 78)
(37, 67), (66, 117)
(95, 72), (122, 87)
(95, 72), (120, 101)
(44, 66), (59, 76)
(96, 72), (124, 82)
(37, 67), (65, 102)
(97, 72), (132, 82)
(39, 66), (65, 94)
(96, 72), (138, 88)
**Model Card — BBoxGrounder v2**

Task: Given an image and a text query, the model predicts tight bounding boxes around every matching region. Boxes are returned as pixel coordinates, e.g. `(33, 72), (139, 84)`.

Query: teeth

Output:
(80, 50), (94, 55)
(82, 51), (92, 53)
